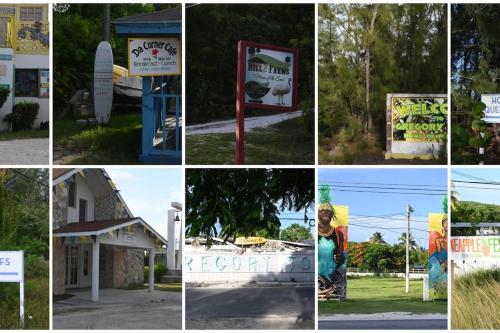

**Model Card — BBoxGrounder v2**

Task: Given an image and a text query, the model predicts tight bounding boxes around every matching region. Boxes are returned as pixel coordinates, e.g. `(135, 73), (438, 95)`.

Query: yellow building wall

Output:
(0, 4), (49, 55)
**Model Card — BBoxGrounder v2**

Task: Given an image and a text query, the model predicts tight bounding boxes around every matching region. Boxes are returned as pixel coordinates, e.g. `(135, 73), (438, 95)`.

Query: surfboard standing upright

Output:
(94, 41), (114, 124)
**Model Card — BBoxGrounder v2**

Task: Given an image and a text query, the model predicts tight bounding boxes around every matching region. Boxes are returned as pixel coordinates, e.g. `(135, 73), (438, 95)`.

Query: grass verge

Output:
(0, 129), (49, 141)
(0, 276), (49, 329)
(319, 276), (447, 315)
(120, 283), (182, 293)
(452, 269), (500, 329)
(53, 113), (142, 164)
(186, 116), (314, 164)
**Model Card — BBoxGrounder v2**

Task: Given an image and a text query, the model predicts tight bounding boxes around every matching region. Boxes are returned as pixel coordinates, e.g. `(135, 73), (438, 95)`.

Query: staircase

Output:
(160, 269), (182, 283)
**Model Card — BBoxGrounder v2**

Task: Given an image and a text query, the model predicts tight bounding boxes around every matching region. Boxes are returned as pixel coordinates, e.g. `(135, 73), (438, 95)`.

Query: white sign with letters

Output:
(128, 38), (181, 76)
(481, 94), (500, 123)
(0, 251), (24, 324)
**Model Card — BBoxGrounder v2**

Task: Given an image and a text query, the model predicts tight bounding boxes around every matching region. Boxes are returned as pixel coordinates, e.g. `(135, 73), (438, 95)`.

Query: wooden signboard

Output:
(236, 41), (299, 164)
(94, 41), (114, 124)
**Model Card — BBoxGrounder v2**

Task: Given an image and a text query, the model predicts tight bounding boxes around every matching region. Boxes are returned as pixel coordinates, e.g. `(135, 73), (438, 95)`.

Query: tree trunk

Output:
(365, 5), (378, 131)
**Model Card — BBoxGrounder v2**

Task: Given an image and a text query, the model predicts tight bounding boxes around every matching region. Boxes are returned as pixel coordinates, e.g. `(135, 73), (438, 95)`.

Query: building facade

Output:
(0, 4), (49, 130)
(52, 169), (167, 301)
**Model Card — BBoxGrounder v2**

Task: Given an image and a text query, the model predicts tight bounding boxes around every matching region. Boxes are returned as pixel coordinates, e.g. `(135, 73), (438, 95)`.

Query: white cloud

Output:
(107, 170), (136, 182)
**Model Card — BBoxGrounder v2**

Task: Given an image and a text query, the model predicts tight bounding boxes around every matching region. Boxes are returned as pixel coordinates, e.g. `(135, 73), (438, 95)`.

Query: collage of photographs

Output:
(0, 0), (498, 332)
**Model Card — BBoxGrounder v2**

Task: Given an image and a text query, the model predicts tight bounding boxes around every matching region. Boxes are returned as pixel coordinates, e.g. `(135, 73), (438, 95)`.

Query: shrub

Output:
(0, 87), (10, 108)
(3, 102), (39, 131)
(144, 264), (167, 284)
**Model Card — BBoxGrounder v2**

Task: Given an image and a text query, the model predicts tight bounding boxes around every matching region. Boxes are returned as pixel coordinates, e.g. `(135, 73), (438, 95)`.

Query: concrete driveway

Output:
(53, 288), (182, 329)
(186, 285), (314, 330)
(0, 138), (49, 164)
(319, 313), (448, 330)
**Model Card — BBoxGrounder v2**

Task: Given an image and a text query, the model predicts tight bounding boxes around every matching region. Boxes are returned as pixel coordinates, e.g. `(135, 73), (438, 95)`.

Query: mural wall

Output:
(428, 213), (448, 299)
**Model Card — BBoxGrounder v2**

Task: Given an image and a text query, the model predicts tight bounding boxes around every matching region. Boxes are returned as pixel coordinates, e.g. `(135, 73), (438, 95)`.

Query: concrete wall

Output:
(14, 54), (49, 127)
(184, 249), (314, 283)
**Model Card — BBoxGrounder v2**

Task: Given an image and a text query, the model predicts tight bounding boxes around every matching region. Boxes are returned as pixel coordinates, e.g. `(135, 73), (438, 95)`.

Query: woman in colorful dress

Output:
(318, 202), (346, 299)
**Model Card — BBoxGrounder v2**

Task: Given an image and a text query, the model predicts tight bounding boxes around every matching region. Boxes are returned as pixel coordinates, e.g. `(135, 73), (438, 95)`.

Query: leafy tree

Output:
(280, 223), (313, 242)
(398, 232), (418, 252)
(186, 169), (314, 243)
(186, 4), (315, 125)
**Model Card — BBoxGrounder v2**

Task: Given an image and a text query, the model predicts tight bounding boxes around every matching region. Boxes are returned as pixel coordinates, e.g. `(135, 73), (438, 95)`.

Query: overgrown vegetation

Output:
(319, 4), (447, 164)
(144, 264), (167, 284)
(451, 4), (500, 164)
(3, 103), (39, 131)
(452, 269), (500, 329)
(0, 169), (49, 329)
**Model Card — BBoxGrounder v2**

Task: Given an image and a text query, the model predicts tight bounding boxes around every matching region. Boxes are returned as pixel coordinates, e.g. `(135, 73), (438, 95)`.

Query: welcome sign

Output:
(239, 41), (298, 111)
(128, 38), (181, 76)
(386, 94), (448, 159)
(481, 94), (500, 123)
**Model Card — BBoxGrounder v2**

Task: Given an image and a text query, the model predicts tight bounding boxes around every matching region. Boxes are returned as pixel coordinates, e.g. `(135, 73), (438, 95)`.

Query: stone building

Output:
(0, 4), (50, 130)
(52, 168), (167, 301)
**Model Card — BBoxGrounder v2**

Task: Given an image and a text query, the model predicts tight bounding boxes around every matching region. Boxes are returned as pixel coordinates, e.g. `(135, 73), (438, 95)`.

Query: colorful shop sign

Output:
(428, 213), (447, 300)
(481, 94), (500, 123)
(128, 38), (181, 76)
(385, 94), (448, 159)
(450, 236), (500, 260)
(236, 40), (299, 163)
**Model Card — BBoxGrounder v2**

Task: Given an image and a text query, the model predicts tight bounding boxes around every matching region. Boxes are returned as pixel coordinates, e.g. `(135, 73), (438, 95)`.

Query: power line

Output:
(321, 184), (446, 192)
(9, 169), (49, 188)
(321, 187), (446, 196)
(321, 181), (447, 188)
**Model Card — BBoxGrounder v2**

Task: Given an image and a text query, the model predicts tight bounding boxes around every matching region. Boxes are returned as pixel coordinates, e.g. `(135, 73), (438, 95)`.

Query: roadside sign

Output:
(236, 40), (299, 164)
(94, 41), (114, 124)
(481, 94), (500, 123)
(128, 38), (181, 76)
(0, 251), (24, 324)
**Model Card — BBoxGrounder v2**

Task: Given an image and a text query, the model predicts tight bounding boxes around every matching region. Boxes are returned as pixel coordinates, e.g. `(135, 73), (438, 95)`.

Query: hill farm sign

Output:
(128, 38), (181, 76)
(385, 94), (447, 159)
(236, 41), (299, 164)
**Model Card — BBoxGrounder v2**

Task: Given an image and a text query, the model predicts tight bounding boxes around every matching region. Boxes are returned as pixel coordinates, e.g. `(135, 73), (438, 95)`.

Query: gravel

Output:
(0, 139), (49, 165)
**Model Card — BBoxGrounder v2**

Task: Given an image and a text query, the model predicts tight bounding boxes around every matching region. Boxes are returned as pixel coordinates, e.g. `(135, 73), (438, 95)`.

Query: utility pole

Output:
(406, 204), (414, 293)
(103, 4), (110, 42)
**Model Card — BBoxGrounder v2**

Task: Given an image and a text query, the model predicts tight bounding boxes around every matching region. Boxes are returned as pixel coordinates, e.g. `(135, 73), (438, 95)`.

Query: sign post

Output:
(0, 251), (24, 325)
(236, 41), (299, 164)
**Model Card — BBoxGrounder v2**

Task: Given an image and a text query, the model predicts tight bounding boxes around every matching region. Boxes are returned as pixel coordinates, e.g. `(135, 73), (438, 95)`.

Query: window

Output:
(99, 245), (106, 273)
(14, 69), (49, 98)
(19, 7), (43, 21)
(83, 250), (89, 276)
(79, 199), (87, 222)
(15, 69), (38, 97)
(68, 181), (76, 208)
(0, 17), (9, 47)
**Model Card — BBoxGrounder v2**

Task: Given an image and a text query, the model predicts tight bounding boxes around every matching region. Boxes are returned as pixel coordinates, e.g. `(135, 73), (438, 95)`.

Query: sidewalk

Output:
(0, 138), (49, 164)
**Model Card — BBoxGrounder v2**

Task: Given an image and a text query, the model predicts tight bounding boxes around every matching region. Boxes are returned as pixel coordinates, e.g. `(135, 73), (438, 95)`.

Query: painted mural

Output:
(428, 213), (447, 299)
(318, 185), (348, 300)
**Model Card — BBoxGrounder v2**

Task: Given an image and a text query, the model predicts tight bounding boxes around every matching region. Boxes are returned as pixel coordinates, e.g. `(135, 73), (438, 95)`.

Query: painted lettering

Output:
(233, 257), (241, 271)
(201, 256), (209, 272)
(216, 257), (226, 271)
(0, 258), (11, 266)
(185, 256), (193, 271)
(301, 256), (311, 271)
(249, 257), (257, 272)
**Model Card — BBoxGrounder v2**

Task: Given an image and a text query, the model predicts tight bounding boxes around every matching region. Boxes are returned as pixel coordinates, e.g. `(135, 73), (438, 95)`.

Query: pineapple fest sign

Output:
(128, 38), (181, 76)
(236, 41), (299, 164)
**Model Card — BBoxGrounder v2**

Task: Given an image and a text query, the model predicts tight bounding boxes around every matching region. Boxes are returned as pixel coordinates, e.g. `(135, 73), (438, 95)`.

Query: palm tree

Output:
(398, 232), (418, 251)
(369, 231), (387, 244)
(450, 181), (459, 211)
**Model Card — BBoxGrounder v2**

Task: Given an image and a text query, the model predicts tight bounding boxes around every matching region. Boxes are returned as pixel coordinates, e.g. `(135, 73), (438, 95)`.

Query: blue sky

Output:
(451, 168), (500, 205)
(106, 168), (183, 240)
(318, 168), (448, 248)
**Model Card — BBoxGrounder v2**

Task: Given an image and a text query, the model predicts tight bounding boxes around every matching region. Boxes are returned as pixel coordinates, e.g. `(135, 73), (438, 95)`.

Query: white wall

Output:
(184, 248), (314, 283)
(67, 174), (95, 223)
(0, 48), (14, 131)
(14, 54), (49, 127)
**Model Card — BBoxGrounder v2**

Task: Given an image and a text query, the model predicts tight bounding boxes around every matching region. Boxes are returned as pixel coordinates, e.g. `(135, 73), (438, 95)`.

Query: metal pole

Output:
(236, 41), (245, 164)
(103, 4), (110, 42)
(20, 281), (24, 327)
(406, 204), (413, 293)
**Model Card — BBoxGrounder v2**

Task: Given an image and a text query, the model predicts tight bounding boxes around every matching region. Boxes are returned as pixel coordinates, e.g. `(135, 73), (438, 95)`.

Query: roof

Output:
(53, 168), (73, 180)
(112, 7), (181, 24)
(53, 217), (168, 245)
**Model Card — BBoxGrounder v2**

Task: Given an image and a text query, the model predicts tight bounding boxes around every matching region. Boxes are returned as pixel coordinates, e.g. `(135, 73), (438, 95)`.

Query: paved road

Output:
(186, 286), (314, 329)
(0, 138), (49, 164)
(186, 111), (303, 136)
(319, 313), (448, 330)
(53, 288), (182, 329)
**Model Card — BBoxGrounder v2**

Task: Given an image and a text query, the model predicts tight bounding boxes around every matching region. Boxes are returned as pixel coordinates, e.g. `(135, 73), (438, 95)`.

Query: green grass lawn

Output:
(0, 129), (49, 141)
(122, 283), (182, 293)
(53, 113), (142, 164)
(319, 276), (447, 315)
(186, 117), (314, 164)
(0, 276), (49, 329)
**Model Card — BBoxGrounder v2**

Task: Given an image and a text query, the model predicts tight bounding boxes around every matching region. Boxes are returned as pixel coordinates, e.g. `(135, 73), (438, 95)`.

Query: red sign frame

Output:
(236, 40), (299, 164)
